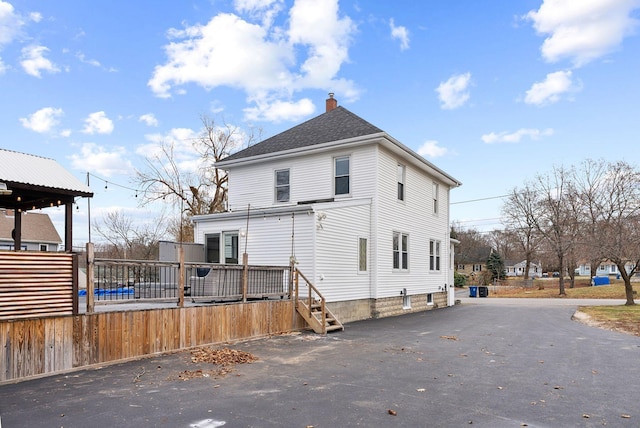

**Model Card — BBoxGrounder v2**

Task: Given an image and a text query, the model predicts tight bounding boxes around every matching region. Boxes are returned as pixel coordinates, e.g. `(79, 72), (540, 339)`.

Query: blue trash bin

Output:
(469, 286), (478, 298)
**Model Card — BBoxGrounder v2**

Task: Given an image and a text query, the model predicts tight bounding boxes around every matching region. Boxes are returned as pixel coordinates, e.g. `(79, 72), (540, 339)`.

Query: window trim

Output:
(274, 168), (290, 203)
(397, 163), (405, 201)
(432, 181), (439, 215)
(358, 237), (368, 273)
(429, 239), (441, 271)
(393, 232), (409, 271)
(334, 155), (351, 197)
(39, 243), (48, 252)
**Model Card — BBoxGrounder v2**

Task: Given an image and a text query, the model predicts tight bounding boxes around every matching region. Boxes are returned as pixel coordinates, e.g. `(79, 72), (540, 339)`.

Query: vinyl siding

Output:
(313, 201), (371, 302)
(194, 211), (315, 274)
(226, 145), (378, 210)
(373, 146), (451, 298)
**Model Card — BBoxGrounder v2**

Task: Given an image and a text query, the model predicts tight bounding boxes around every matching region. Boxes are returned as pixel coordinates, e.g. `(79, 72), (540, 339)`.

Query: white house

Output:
(504, 260), (542, 278)
(192, 95), (462, 323)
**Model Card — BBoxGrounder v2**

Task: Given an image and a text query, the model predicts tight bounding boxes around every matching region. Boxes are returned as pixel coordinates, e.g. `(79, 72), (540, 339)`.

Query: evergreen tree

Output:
(486, 252), (506, 281)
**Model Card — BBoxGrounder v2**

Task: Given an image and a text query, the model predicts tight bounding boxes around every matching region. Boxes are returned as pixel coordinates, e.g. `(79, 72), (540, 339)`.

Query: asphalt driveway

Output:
(1, 300), (639, 427)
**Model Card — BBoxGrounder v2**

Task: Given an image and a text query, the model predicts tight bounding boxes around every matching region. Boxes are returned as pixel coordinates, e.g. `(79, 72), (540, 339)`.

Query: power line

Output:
(451, 194), (509, 205)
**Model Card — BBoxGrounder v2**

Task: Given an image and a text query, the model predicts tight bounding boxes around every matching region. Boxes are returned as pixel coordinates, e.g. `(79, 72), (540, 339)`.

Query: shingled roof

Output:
(0, 209), (61, 244)
(220, 106), (383, 164)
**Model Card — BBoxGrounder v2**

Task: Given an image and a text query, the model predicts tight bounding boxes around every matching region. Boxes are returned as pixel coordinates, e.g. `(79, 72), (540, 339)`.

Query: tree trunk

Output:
(616, 264), (636, 306)
(558, 253), (566, 296)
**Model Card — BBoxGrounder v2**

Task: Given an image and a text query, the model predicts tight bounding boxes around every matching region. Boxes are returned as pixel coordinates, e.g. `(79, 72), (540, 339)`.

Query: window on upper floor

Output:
(432, 182), (439, 214)
(473, 264), (482, 272)
(393, 232), (409, 270)
(334, 156), (350, 196)
(275, 169), (290, 203)
(397, 164), (405, 201)
(429, 239), (441, 271)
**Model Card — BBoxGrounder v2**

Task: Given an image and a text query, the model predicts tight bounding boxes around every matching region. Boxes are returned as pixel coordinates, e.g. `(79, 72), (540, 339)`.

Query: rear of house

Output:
(193, 96), (461, 323)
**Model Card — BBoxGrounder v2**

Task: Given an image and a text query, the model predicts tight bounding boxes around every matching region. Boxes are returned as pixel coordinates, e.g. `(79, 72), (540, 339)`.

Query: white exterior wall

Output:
(313, 200), (372, 302)
(226, 145), (378, 211)
(194, 211), (316, 274)
(373, 147), (451, 299)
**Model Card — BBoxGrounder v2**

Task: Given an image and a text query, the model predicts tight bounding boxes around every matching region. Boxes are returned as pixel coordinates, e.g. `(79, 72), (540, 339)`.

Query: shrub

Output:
(454, 271), (467, 287)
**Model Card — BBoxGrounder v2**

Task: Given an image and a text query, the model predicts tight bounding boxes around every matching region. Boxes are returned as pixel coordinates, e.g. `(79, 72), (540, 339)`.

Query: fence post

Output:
(86, 242), (94, 314)
(178, 246), (185, 308)
(242, 253), (248, 302)
(72, 253), (79, 315)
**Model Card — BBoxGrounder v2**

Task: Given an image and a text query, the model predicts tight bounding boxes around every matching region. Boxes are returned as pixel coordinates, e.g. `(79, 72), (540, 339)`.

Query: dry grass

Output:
(490, 278), (639, 299)
(576, 305), (640, 336)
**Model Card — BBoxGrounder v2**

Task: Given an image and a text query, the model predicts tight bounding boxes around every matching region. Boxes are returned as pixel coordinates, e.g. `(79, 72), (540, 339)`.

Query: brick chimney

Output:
(326, 93), (337, 112)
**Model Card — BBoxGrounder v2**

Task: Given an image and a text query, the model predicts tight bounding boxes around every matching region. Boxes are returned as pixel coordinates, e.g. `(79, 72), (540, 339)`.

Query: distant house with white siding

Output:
(0, 209), (61, 251)
(192, 95), (462, 323)
(504, 260), (542, 278)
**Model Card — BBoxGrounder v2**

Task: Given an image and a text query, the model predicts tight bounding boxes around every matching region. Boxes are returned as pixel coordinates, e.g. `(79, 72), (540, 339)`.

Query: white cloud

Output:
(481, 128), (554, 144)
(526, 0), (640, 67)
(435, 72), (472, 110)
(525, 70), (579, 105)
(139, 113), (159, 127)
(20, 45), (60, 77)
(19, 107), (64, 133)
(417, 140), (449, 158)
(136, 128), (201, 173)
(76, 52), (101, 67)
(390, 18), (410, 50)
(82, 111), (114, 135)
(0, 1), (24, 46)
(149, 0), (357, 122)
(244, 98), (315, 122)
(29, 11), (42, 23)
(0, 56), (5, 74)
(70, 143), (132, 177)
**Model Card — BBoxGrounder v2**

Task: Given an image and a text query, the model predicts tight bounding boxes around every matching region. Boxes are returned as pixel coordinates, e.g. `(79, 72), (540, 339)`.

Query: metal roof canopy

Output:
(0, 149), (93, 252)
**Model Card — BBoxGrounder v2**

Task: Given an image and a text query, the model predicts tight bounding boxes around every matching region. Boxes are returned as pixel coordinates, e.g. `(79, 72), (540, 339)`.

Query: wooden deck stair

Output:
(296, 299), (344, 334)
(293, 268), (344, 334)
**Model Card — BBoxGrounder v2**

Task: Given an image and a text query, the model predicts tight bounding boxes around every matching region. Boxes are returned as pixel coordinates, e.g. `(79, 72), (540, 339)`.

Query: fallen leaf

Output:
(388, 409), (397, 416)
(497, 386), (503, 390)
(440, 335), (458, 341)
(621, 414), (631, 419)
(416, 388), (426, 392)
(582, 414), (590, 418)
(553, 386), (563, 390)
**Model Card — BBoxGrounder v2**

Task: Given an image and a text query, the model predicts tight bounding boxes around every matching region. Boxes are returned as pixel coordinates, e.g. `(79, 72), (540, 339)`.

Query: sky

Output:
(1, 0), (640, 247)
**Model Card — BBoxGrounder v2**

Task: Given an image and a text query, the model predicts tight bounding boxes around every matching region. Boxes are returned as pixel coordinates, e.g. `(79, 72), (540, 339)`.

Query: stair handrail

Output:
(294, 268), (327, 334)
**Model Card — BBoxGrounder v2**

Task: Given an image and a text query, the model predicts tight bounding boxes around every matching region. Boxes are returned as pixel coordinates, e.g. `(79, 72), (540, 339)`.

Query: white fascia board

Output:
(192, 204), (315, 223)
(379, 135), (462, 188)
(215, 133), (388, 169)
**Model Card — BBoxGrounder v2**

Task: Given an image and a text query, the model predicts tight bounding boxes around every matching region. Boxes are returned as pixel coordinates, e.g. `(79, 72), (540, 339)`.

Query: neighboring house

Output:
(0, 209), (61, 251)
(576, 261), (635, 277)
(192, 94), (462, 323)
(504, 260), (542, 278)
(455, 246), (494, 278)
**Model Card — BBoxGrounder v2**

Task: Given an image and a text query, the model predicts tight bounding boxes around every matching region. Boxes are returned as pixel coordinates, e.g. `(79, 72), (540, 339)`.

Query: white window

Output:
(473, 264), (482, 272)
(358, 237), (367, 272)
(393, 232), (409, 270)
(334, 156), (350, 196)
(275, 169), (290, 202)
(223, 232), (239, 264)
(429, 239), (441, 271)
(397, 164), (405, 201)
(39, 243), (47, 251)
(427, 293), (433, 305)
(432, 182), (439, 214)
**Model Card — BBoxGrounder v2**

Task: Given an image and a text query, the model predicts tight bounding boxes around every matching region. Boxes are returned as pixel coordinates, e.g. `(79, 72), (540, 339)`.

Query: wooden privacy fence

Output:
(1, 300), (303, 383)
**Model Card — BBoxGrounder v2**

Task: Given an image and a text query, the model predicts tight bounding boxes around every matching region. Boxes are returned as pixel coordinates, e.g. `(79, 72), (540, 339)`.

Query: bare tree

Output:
(135, 116), (261, 240)
(502, 184), (542, 280)
(530, 165), (582, 296)
(584, 160), (640, 305)
(93, 211), (168, 260)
